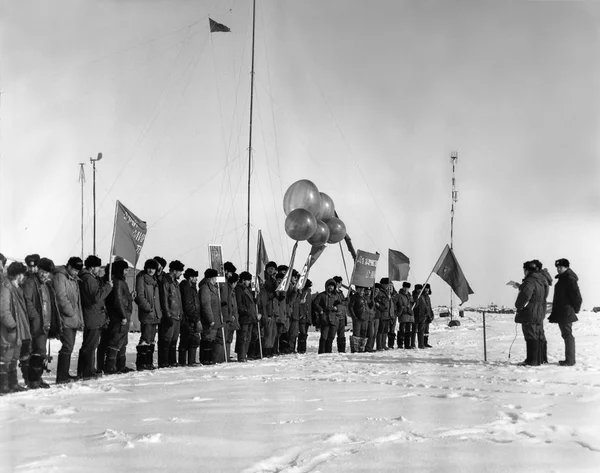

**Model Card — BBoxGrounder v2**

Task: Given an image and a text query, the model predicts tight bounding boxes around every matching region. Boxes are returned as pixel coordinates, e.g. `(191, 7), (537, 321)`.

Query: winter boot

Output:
(178, 350), (187, 367)
(28, 354), (50, 389)
(168, 343), (178, 367)
(187, 348), (198, 366)
(96, 336), (107, 373)
(358, 337), (368, 353)
(560, 337), (576, 366)
(117, 353), (132, 374)
(104, 348), (119, 374)
(410, 332), (417, 349)
(0, 362), (10, 395)
(19, 354), (30, 387)
(8, 366), (27, 392)
(325, 338), (334, 354)
(136, 345), (147, 371)
(297, 334), (307, 354)
(522, 340), (540, 366)
(350, 336), (358, 353)
(404, 333), (413, 349)
(540, 340), (548, 364)
(337, 336), (346, 353)
(424, 336), (432, 348)
(397, 332), (404, 349)
(387, 332), (396, 349)
(318, 338), (326, 354)
(417, 332), (425, 349)
(146, 344), (156, 370)
(56, 353), (78, 384)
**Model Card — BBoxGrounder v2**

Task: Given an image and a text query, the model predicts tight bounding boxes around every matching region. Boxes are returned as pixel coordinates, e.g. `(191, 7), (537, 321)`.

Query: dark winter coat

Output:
(220, 282), (239, 328)
(235, 284), (258, 325)
(180, 279), (201, 332)
(1, 278), (31, 344)
(160, 273), (183, 322)
(514, 272), (546, 324)
(396, 289), (414, 323)
(549, 268), (582, 324)
(415, 292), (433, 323)
(375, 289), (395, 320)
(52, 266), (84, 330)
(107, 277), (133, 324)
(348, 292), (367, 321)
(298, 287), (312, 324)
(78, 269), (113, 329)
(313, 290), (341, 325)
(135, 272), (162, 324)
(288, 288), (300, 321)
(200, 280), (222, 329)
(22, 274), (52, 337)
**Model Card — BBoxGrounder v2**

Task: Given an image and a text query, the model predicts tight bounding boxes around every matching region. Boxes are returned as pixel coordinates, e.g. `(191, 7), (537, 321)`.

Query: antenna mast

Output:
(78, 163), (86, 260)
(246, 0), (257, 272)
(450, 151), (458, 321)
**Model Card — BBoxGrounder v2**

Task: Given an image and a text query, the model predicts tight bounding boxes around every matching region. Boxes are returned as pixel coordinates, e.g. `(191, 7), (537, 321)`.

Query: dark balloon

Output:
(326, 217), (346, 244)
(284, 208), (318, 241)
(316, 192), (335, 221)
(283, 179), (321, 216)
(307, 220), (330, 247)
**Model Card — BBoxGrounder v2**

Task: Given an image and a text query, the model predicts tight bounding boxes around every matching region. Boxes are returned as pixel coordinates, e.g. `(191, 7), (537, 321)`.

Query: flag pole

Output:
(108, 200), (119, 280)
(482, 310), (487, 361)
(449, 151), (458, 322)
(245, 0), (257, 272)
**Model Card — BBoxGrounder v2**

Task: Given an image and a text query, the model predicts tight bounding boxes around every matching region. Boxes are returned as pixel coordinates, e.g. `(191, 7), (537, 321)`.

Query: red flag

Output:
(388, 249), (410, 281)
(255, 230), (269, 286)
(350, 250), (379, 287)
(276, 242), (298, 292)
(432, 244), (474, 304)
(111, 200), (147, 267)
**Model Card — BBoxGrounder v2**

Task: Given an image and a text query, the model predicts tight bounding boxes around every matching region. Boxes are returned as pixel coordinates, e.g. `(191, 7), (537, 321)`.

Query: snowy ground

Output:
(1, 312), (599, 473)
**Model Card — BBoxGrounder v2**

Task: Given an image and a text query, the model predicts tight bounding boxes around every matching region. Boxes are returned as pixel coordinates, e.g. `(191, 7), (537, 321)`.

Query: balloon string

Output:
(339, 242), (351, 287)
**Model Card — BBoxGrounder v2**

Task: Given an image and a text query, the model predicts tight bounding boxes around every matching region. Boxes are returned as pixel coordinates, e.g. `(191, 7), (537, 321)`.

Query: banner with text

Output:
(209, 244), (226, 283)
(350, 250), (380, 288)
(111, 200), (147, 267)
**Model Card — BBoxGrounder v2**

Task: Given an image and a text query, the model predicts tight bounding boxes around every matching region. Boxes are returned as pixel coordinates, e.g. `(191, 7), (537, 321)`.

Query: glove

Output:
(195, 321), (203, 333)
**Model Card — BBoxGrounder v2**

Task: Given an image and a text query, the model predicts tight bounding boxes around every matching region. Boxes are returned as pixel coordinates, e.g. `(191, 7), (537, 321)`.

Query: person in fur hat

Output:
(199, 268), (223, 364)
(104, 260), (133, 374)
(395, 282), (414, 349)
(297, 279), (312, 354)
(312, 279), (341, 354)
(179, 268), (201, 366)
(157, 260), (184, 368)
(134, 259), (162, 370)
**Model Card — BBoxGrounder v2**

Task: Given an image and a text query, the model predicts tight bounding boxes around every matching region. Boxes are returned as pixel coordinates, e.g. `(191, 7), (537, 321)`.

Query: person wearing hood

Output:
(297, 279), (312, 354)
(312, 279), (341, 354)
(415, 284), (434, 348)
(258, 261), (278, 357)
(375, 278), (394, 350)
(220, 262), (239, 361)
(104, 260), (133, 374)
(348, 286), (368, 353)
(52, 257), (84, 384)
(158, 260), (184, 368)
(21, 257), (57, 388)
(235, 271), (257, 362)
(549, 258), (582, 366)
(77, 255), (113, 380)
(1, 262), (30, 393)
(395, 282), (415, 349)
(134, 258), (162, 370)
(332, 276), (348, 353)
(514, 261), (547, 366)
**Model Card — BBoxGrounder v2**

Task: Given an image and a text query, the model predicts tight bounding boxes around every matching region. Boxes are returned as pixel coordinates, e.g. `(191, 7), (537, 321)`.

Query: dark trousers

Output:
(352, 319), (368, 338)
(139, 323), (158, 345)
(366, 319), (379, 351)
(31, 335), (48, 358)
(59, 328), (77, 356)
(319, 322), (337, 353)
(521, 323), (543, 341)
(377, 319), (390, 350)
(559, 322), (575, 364)
(237, 323), (252, 361)
(78, 328), (102, 378)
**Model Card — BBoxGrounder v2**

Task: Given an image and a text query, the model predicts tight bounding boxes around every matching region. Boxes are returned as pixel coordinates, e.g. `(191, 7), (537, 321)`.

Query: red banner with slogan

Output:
(350, 250), (379, 288)
(111, 200), (147, 267)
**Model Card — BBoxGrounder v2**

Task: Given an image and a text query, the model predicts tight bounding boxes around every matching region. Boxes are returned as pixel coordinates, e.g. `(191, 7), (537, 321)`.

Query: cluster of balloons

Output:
(283, 179), (347, 246)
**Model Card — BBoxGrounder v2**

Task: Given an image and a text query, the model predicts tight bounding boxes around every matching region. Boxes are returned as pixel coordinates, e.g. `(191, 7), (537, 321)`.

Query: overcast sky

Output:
(1, 0), (598, 308)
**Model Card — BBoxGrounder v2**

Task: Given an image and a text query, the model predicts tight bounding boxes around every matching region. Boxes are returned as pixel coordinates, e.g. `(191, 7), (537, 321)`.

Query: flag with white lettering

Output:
(111, 200), (147, 267)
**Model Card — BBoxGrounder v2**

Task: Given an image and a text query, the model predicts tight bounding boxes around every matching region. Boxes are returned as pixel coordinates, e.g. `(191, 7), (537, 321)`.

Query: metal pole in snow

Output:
(482, 310), (487, 361)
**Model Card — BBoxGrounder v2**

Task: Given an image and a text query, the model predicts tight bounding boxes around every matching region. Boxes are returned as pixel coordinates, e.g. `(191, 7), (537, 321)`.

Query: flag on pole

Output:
(209, 18), (231, 33)
(350, 250), (379, 287)
(111, 200), (147, 267)
(255, 230), (269, 283)
(432, 244), (474, 304)
(388, 249), (410, 281)
(276, 242), (298, 292)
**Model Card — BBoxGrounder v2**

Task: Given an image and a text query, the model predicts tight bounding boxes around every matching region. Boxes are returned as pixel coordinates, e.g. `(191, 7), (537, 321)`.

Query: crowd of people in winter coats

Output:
(0, 250), (438, 395)
(514, 258), (583, 367)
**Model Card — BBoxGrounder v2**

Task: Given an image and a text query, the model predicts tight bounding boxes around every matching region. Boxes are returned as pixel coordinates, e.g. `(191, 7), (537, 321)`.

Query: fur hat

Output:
(67, 257), (84, 271)
(402, 281), (411, 288)
(276, 271), (286, 280)
(7, 261), (27, 278)
(555, 258), (570, 268)
(184, 268), (199, 279)
(414, 284), (423, 291)
(305, 279), (312, 288)
(204, 268), (218, 278)
(169, 260), (185, 272)
(228, 273), (239, 284)
(523, 260), (538, 272)
(277, 265), (288, 273)
(333, 276), (343, 284)
(25, 254), (41, 266)
(38, 257), (55, 273)
(325, 279), (336, 289)
(424, 283), (432, 294)
(374, 283), (383, 290)
(239, 271), (252, 281)
(380, 277), (390, 285)
(144, 258), (159, 271)
(84, 255), (102, 268)
(292, 269), (300, 278)
(154, 256), (167, 269)
(266, 261), (278, 270)
(112, 260), (129, 278)
(0, 253), (6, 265)
(224, 261), (237, 273)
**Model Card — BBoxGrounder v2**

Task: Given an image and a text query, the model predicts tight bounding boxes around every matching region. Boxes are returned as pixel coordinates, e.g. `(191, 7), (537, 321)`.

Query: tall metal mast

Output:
(78, 163), (86, 260)
(450, 151), (458, 321)
(90, 152), (103, 255)
(246, 0), (257, 272)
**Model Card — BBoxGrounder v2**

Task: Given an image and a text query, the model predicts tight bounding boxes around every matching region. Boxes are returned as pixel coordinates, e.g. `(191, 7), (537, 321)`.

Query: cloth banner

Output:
(209, 18), (231, 33)
(209, 244), (226, 283)
(388, 249), (410, 281)
(111, 200), (147, 267)
(432, 244), (474, 304)
(350, 250), (379, 288)
(255, 230), (269, 287)
(276, 242), (298, 292)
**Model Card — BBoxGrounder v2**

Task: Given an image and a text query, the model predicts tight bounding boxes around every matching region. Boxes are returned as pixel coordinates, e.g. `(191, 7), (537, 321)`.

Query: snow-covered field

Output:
(1, 312), (599, 473)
